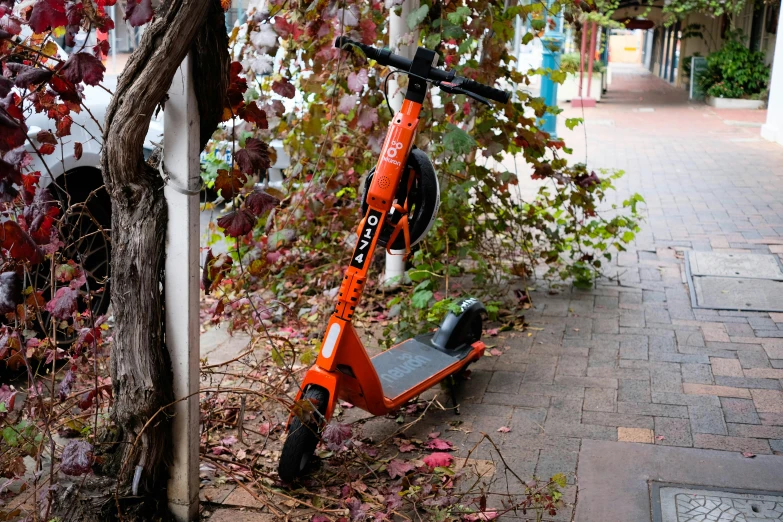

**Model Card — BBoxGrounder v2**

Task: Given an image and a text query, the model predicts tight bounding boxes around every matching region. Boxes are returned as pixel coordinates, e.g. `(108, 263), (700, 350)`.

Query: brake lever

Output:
(436, 82), (491, 106)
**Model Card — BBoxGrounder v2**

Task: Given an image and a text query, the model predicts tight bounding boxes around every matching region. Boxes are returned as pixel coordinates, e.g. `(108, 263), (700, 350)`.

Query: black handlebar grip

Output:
(458, 78), (511, 104)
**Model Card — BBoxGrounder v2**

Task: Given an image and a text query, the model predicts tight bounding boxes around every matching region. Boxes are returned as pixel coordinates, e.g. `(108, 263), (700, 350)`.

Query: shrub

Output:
(560, 52), (606, 74)
(699, 32), (770, 98)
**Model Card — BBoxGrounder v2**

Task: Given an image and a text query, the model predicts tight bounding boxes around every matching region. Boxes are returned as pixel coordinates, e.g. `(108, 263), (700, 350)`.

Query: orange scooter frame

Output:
(292, 96), (485, 420)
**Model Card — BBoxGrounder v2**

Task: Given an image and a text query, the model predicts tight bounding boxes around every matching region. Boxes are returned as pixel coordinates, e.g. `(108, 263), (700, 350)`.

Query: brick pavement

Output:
(424, 65), (783, 519)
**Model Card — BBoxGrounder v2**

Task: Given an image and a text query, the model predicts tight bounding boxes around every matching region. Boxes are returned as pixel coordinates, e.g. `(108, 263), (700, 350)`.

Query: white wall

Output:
(762, 3), (783, 147)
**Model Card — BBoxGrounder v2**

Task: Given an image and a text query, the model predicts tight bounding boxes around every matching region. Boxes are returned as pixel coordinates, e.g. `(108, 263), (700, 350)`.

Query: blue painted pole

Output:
(540, 5), (565, 136)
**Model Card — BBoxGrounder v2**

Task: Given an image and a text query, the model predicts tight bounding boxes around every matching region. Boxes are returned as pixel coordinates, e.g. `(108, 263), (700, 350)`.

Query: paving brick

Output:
(207, 509), (276, 522)
(652, 392), (722, 408)
(487, 371), (524, 394)
(676, 329), (705, 348)
(650, 368), (683, 393)
(688, 405), (728, 435)
(618, 427), (654, 443)
(692, 434), (771, 454)
(702, 325), (730, 343)
(654, 417), (693, 447)
(750, 389), (783, 413)
(523, 362), (557, 384)
(727, 423), (783, 439)
(509, 408), (548, 436)
(770, 439), (783, 454)
(710, 357), (743, 377)
(681, 363), (714, 384)
(555, 355), (588, 377)
(682, 383), (751, 399)
(542, 421), (617, 441)
(648, 335), (677, 353)
(759, 413), (783, 426)
(618, 402), (689, 418)
(737, 347), (772, 369)
(619, 337), (649, 360)
(762, 340), (783, 359)
(547, 397), (583, 423)
(553, 376), (618, 389)
(726, 323), (756, 337)
(714, 376), (781, 390)
(593, 317), (620, 334)
(583, 388), (617, 413)
(770, 312), (783, 323)
(482, 392), (551, 409)
(536, 445), (580, 485)
(743, 368), (783, 379)
(720, 398), (761, 425)
(583, 411), (654, 429)
(587, 366), (649, 380)
(518, 383), (586, 398)
(618, 379), (651, 403)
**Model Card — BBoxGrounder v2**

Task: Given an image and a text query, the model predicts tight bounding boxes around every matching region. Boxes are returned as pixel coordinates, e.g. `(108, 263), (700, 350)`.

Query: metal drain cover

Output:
(686, 252), (783, 312)
(653, 484), (783, 522)
(689, 252), (783, 280)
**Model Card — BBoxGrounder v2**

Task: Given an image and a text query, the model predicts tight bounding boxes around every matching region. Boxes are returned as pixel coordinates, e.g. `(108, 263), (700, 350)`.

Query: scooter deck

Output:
(371, 334), (474, 401)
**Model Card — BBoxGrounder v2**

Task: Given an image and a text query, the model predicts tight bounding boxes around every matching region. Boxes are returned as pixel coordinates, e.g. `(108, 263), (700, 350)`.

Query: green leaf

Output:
(522, 32), (535, 45)
(407, 5), (429, 30)
(425, 33), (441, 49)
(443, 124), (476, 155)
(550, 69), (567, 84)
(412, 290), (433, 309)
(565, 117), (583, 130)
(530, 19), (546, 31)
(447, 6), (471, 25)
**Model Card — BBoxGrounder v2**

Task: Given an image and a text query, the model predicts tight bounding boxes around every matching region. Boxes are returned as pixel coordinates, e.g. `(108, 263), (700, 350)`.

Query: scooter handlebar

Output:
(334, 36), (510, 104)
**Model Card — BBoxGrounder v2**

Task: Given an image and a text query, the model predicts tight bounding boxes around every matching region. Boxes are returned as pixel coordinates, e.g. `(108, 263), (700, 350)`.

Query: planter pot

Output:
(706, 97), (765, 109)
(601, 71), (607, 93)
(558, 73), (602, 103)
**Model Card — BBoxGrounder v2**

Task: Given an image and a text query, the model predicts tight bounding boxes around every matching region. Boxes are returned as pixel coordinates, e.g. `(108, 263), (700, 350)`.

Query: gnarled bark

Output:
(97, 0), (229, 504)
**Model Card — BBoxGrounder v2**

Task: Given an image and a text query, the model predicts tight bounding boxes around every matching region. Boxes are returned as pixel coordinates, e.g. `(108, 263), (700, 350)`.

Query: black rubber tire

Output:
(278, 386), (329, 483)
(360, 148), (439, 250)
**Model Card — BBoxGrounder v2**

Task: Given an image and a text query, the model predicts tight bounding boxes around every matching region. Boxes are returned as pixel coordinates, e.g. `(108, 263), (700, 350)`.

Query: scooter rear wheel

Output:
(278, 386), (329, 483)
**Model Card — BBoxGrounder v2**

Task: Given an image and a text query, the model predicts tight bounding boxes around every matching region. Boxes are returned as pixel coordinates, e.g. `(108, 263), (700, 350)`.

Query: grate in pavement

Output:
(686, 252), (783, 312)
(651, 482), (783, 522)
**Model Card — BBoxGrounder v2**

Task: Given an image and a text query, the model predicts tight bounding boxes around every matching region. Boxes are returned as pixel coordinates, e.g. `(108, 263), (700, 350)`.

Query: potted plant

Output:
(557, 52), (606, 102)
(699, 31), (770, 109)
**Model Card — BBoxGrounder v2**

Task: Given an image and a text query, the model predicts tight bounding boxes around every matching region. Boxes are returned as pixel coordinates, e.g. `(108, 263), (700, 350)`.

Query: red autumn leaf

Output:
(60, 440), (93, 476)
(239, 102), (268, 129)
(201, 249), (232, 293)
(245, 187), (278, 217)
(348, 69), (369, 93)
(74, 142), (82, 160)
(235, 138), (271, 175)
(214, 168), (247, 199)
(423, 452), (453, 469)
(58, 369), (74, 400)
(359, 18), (377, 44)
(93, 39), (110, 59)
(29, 0), (68, 33)
(271, 78), (295, 99)
(56, 114), (73, 137)
(272, 15), (296, 38)
(497, 426), (511, 433)
(125, 0), (153, 27)
(0, 384), (17, 412)
(425, 438), (454, 451)
(225, 61), (247, 112)
(46, 287), (78, 319)
(217, 209), (255, 238)
(65, 1), (84, 47)
(0, 221), (44, 264)
(428, 431), (440, 439)
(742, 452), (756, 458)
(387, 459), (414, 479)
(36, 130), (57, 145)
(322, 421), (352, 450)
(489, 348), (503, 356)
(38, 143), (56, 155)
(61, 52), (106, 86)
(655, 435), (665, 441)
(398, 441), (416, 452)
(5, 63), (54, 88)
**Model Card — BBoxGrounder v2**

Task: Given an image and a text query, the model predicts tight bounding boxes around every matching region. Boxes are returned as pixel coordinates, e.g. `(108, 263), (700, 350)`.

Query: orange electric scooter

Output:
(278, 37), (511, 482)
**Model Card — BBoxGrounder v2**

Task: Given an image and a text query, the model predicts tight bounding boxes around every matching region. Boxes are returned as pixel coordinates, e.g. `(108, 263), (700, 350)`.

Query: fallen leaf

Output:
(425, 438), (453, 451)
(497, 426), (511, 433)
(655, 435), (665, 441)
(387, 458), (414, 479)
(422, 452), (453, 469)
(741, 452), (756, 458)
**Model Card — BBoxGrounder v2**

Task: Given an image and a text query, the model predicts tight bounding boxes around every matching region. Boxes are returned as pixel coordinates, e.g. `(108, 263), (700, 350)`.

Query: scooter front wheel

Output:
(278, 386), (329, 483)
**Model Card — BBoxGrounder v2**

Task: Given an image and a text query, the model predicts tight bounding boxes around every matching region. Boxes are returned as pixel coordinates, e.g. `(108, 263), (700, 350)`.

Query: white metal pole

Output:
(164, 54), (201, 522)
(383, 0), (419, 287)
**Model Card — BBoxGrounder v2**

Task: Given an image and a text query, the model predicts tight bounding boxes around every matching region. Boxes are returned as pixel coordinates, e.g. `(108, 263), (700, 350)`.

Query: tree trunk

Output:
(98, 0), (228, 501)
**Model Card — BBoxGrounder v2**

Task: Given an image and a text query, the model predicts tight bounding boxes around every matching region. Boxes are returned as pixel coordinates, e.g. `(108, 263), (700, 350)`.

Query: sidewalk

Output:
(206, 66), (783, 521)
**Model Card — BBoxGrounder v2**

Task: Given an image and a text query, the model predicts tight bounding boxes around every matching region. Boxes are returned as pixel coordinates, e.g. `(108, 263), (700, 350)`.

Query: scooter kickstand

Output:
(446, 375), (460, 415)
